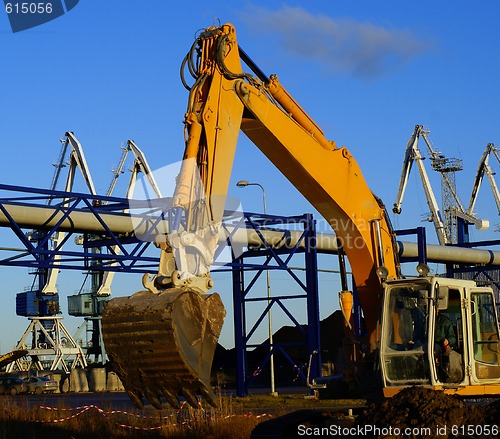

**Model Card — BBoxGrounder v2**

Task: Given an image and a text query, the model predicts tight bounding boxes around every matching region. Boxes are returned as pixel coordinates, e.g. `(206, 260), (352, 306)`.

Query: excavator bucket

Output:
(101, 288), (225, 409)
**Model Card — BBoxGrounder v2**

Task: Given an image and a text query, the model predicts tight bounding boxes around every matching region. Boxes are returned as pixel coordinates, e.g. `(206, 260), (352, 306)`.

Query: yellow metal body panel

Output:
(383, 384), (500, 398)
(0, 350), (28, 368)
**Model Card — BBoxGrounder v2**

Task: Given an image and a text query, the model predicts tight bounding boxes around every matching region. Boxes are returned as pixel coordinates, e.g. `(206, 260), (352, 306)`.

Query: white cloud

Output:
(240, 6), (431, 79)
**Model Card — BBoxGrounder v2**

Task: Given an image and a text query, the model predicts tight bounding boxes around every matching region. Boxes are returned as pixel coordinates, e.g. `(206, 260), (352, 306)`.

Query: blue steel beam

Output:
(0, 183), (160, 273)
(231, 212), (322, 396)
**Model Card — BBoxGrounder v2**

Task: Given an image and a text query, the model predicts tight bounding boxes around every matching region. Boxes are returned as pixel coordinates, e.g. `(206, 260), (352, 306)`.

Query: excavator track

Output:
(102, 288), (225, 409)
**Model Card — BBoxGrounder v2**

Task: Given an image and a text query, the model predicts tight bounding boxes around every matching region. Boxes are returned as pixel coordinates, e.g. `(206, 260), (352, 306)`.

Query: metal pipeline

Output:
(0, 201), (499, 266)
(0, 202), (141, 235)
(395, 240), (500, 266)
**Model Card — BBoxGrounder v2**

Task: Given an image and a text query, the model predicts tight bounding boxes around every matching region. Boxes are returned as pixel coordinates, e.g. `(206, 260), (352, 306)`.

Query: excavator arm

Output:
(102, 23), (400, 409)
(237, 74), (400, 340)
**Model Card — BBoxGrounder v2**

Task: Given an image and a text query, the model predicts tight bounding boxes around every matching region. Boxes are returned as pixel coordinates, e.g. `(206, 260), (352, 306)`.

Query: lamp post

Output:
(236, 180), (277, 396)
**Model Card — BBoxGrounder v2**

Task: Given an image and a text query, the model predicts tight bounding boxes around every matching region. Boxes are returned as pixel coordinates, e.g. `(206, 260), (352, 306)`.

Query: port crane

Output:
(393, 125), (488, 245)
(7, 132), (94, 373)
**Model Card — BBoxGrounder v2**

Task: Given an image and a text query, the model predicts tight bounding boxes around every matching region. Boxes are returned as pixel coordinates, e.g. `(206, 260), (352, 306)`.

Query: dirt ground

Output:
(355, 387), (500, 438)
(251, 387), (500, 438)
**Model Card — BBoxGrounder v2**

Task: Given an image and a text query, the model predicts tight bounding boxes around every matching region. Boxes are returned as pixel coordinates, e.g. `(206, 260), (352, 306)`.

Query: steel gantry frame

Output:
(230, 212), (322, 396)
(445, 237), (500, 305)
(0, 183), (160, 273)
(0, 184), (327, 393)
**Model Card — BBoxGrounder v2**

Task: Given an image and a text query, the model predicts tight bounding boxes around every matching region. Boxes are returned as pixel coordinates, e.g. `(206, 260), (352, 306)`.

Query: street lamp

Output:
(236, 180), (277, 396)
(236, 180), (267, 213)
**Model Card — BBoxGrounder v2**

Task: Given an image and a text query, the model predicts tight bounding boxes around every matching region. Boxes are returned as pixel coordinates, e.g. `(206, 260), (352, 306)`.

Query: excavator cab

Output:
(380, 277), (500, 396)
(380, 280), (432, 386)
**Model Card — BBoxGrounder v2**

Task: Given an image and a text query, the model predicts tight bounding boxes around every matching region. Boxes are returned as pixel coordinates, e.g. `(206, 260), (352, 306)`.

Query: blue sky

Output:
(0, 1), (500, 352)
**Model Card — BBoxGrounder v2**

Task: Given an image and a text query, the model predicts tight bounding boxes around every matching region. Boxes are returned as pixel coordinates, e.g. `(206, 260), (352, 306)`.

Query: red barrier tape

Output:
(37, 404), (273, 430)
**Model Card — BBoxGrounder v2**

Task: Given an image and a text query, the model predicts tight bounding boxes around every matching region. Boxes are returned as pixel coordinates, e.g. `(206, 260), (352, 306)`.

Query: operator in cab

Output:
(435, 309), (456, 356)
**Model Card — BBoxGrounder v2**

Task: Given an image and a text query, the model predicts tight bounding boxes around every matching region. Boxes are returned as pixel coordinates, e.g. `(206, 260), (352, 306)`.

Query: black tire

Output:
(34, 386), (43, 395)
(10, 387), (17, 396)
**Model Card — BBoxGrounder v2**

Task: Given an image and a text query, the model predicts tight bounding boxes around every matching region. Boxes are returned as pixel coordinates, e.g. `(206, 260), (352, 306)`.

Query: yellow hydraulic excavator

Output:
(102, 23), (500, 409)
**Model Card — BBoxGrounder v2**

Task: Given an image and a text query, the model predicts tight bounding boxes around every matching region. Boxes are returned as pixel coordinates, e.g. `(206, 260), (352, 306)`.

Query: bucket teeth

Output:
(182, 389), (200, 409)
(102, 288), (226, 409)
(127, 390), (144, 409)
(200, 385), (218, 407)
(163, 391), (181, 409)
(146, 394), (163, 410)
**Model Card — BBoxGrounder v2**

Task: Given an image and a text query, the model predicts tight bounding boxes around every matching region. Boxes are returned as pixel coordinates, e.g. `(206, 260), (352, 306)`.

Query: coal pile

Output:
(355, 387), (500, 438)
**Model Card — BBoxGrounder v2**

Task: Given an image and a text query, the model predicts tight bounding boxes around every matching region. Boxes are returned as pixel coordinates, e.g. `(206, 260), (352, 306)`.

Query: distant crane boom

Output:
(393, 125), (450, 245)
(42, 132), (97, 295)
(469, 143), (500, 216)
(96, 140), (162, 297)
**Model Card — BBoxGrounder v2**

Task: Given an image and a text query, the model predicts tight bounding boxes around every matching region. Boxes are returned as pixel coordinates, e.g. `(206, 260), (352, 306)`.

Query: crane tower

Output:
(429, 148), (463, 244)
